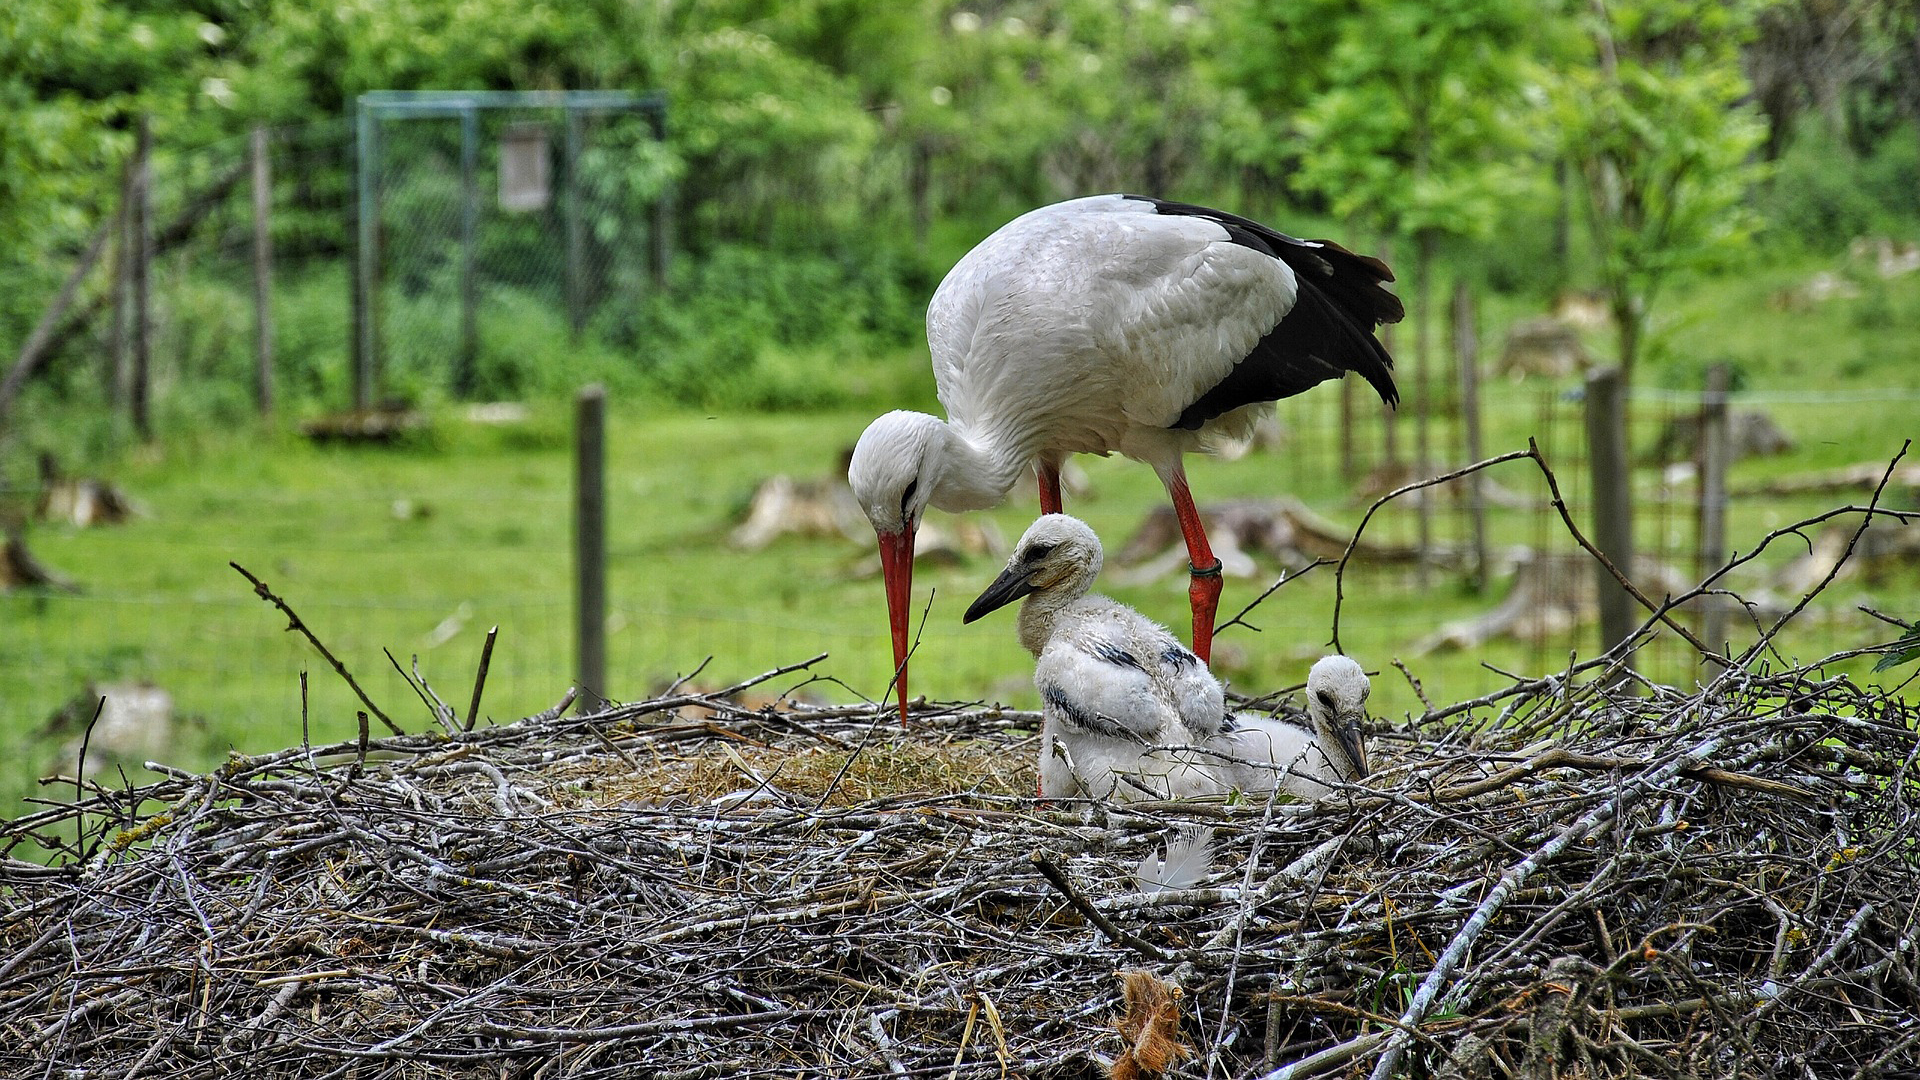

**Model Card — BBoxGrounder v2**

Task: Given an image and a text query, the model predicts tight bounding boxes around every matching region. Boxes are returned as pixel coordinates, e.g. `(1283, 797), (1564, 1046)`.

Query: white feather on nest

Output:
(1133, 827), (1215, 893)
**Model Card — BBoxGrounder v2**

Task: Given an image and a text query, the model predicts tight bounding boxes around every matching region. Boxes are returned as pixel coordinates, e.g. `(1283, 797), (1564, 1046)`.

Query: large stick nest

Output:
(4, 652), (1918, 1080)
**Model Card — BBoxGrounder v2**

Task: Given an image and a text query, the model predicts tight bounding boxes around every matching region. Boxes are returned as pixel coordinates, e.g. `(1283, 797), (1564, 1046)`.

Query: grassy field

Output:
(3, 251), (1918, 824)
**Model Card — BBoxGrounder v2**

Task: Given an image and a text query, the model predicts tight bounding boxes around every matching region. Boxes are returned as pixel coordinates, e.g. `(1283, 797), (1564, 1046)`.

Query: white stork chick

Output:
(850, 194), (1401, 721)
(963, 514), (1224, 802)
(1209, 655), (1371, 801)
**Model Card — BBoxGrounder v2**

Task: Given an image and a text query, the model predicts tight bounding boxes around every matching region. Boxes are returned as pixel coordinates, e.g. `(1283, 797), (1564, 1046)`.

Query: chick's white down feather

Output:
(968, 515), (1368, 802)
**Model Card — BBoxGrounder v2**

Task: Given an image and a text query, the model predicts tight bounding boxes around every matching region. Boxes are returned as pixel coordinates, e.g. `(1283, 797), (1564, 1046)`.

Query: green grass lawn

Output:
(4, 252), (1918, 824)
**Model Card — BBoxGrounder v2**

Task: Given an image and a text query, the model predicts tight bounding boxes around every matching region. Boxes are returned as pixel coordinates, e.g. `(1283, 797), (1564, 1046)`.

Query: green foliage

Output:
(1544, 0), (1771, 379)
(1274, 0), (1542, 243)
(1763, 118), (1920, 247)
(1875, 621), (1920, 673)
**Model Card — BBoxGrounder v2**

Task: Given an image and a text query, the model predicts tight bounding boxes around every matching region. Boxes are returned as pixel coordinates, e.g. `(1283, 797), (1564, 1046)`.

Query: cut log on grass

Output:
(41, 683), (177, 782)
(299, 407), (428, 445)
(35, 453), (139, 527)
(1775, 516), (1920, 594)
(1735, 461), (1920, 498)
(1653, 408), (1794, 464)
(1496, 316), (1591, 379)
(730, 474), (867, 550)
(1, 525), (80, 593)
(1414, 550), (1698, 654)
(1113, 498), (1435, 585)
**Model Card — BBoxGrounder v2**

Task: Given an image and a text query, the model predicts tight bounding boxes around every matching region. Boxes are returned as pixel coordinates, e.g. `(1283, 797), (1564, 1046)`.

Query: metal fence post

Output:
(251, 125), (274, 416)
(354, 98), (378, 411)
(1585, 367), (1636, 666)
(131, 115), (153, 441)
(564, 105), (586, 339)
(647, 101), (671, 287)
(1697, 363), (1731, 656)
(575, 384), (607, 714)
(457, 105), (479, 397)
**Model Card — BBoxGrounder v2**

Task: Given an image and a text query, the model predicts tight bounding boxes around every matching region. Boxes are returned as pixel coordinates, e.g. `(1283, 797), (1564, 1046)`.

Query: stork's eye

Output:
(900, 480), (918, 515)
(1317, 690), (1337, 710)
(1024, 542), (1058, 562)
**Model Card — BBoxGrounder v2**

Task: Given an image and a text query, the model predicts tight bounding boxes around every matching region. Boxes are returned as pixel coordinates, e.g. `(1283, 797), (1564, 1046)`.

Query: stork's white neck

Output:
(1015, 581), (1102, 658)
(926, 419), (1028, 513)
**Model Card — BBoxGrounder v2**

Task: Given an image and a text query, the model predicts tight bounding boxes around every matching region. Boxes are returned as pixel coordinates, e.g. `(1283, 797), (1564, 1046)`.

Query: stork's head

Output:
(1305, 655), (1371, 780)
(962, 514), (1103, 629)
(848, 411), (946, 724)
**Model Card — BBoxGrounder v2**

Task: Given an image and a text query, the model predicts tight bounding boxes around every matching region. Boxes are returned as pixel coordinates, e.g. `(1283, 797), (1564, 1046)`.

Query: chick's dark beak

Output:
(1336, 712), (1370, 779)
(963, 562), (1037, 624)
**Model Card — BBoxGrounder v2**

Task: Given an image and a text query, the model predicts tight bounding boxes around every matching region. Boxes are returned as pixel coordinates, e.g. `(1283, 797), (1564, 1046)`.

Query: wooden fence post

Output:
(131, 115), (153, 442)
(575, 384), (608, 714)
(1453, 281), (1489, 593)
(564, 106), (586, 339)
(1585, 367), (1635, 666)
(251, 125), (274, 416)
(1697, 363), (1731, 656)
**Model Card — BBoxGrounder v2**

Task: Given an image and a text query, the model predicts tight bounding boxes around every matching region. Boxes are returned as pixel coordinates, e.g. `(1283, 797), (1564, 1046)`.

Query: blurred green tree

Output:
(1546, 0), (1769, 386)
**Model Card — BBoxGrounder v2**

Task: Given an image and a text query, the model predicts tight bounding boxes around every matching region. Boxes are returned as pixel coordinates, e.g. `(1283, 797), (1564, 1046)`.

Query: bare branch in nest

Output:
(231, 561), (402, 736)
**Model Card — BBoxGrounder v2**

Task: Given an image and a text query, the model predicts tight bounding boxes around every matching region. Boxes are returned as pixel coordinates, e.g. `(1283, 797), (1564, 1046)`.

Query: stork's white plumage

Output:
(850, 195), (1401, 721)
(967, 517), (1373, 802)
(1208, 655), (1371, 801)
(963, 515), (1225, 801)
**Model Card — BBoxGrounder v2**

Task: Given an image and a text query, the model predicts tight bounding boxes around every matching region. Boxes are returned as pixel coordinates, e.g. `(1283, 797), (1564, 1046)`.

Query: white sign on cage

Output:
(499, 122), (550, 212)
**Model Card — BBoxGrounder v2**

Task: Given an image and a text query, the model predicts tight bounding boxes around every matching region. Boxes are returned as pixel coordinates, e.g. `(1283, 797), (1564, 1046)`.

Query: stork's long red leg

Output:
(1167, 471), (1222, 665)
(1037, 460), (1063, 516)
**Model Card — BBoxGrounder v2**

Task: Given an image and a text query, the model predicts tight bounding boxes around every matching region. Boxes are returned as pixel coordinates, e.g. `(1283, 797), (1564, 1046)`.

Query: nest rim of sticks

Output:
(5, 642), (1919, 1080)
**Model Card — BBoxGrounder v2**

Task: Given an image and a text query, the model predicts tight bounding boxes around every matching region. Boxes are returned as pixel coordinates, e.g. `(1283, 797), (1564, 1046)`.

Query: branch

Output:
(231, 562), (402, 736)
(1029, 850), (1167, 961)
(1331, 449), (1533, 653)
(1216, 559), (1330, 638)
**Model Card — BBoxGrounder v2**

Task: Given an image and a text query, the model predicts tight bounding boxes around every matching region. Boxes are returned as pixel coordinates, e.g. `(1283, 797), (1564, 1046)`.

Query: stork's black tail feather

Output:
(1128, 196), (1401, 428)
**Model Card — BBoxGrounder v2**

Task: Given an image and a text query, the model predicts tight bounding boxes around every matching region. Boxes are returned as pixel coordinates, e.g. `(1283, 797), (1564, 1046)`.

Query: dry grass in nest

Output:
(555, 729), (1039, 807)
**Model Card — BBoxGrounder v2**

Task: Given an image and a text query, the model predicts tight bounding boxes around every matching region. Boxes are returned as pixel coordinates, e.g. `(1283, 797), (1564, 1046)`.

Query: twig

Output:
(464, 626), (498, 731)
(74, 695), (106, 855)
(1365, 730), (1730, 1080)
(1216, 559), (1330, 638)
(1331, 450), (1532, 653)
(231, 562), (402, 735)
(1735, 441), (1911, 671)
(1029, 850), (1167, 961)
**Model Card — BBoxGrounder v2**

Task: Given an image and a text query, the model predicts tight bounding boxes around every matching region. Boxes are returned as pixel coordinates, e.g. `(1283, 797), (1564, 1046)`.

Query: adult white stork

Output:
(848, 194), (1400, 722)
(963, 514), (1227, 801)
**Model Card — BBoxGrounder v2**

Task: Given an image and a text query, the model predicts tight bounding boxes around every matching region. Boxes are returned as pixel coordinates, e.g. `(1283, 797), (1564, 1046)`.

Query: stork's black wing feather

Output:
(1122, 196), (1401, 429)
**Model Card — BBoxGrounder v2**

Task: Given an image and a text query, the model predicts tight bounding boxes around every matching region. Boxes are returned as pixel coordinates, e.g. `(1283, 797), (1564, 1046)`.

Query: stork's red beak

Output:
(877, 527), (915, 725)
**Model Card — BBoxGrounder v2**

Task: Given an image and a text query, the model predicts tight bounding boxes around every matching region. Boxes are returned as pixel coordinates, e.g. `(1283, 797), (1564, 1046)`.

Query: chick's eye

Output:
(1317, 690), (1337, 709)
(1024, 542), (1057, 562)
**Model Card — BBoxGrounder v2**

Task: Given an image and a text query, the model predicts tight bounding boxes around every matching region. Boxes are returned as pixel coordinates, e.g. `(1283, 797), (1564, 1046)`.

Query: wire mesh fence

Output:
(357, 91), (670, 405)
